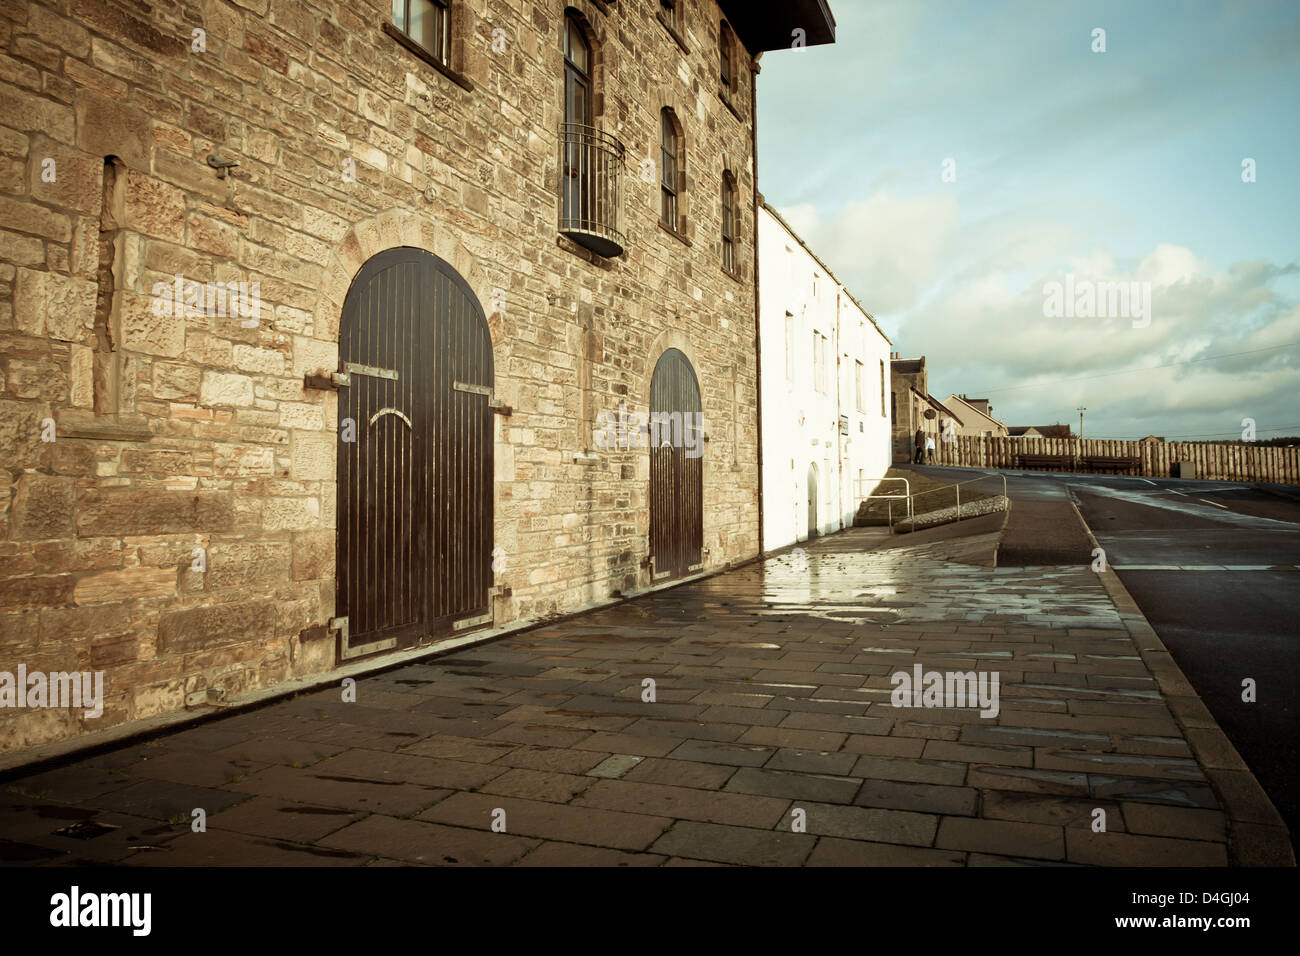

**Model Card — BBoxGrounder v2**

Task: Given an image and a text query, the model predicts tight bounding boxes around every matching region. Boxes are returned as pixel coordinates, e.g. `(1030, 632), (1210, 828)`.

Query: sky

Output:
(756, 0), (1300, 441)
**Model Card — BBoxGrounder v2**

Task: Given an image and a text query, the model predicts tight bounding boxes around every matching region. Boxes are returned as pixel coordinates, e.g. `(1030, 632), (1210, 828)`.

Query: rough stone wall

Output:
(0, 0), (761, 753)
(890, 363), (927, 462)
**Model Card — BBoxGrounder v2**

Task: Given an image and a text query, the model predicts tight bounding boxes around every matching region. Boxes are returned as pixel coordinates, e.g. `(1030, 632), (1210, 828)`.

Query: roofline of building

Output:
(909, 385), (963, 424)
(757, 198), (892, 347)
(943, 393), (1006, 428)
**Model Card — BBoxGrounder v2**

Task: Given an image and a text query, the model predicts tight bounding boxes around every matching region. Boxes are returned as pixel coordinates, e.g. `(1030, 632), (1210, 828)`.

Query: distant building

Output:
(942, 394), (1009, 438)
(1009, 424), (1074, 439)
(1140, 434), (1166, 443)
(889, 355), (960, 463)
(760, 204), (892, 547)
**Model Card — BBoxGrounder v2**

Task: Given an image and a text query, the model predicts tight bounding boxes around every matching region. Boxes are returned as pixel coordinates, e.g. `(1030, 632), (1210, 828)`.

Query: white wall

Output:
(759, 206), (893, 552)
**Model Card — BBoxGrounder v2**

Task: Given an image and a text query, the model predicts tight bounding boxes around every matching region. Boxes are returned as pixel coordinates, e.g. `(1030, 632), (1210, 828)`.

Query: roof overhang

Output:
(719, 0), (836, 53)
(911, 386), (962, 423)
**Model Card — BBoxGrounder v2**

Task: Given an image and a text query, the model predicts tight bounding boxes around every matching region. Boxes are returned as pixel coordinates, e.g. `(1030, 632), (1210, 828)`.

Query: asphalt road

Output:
(911, 464), (1300, 852)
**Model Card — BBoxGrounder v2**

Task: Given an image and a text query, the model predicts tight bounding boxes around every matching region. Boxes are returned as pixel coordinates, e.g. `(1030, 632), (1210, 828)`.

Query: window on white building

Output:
(854, 360), (864, 412)
(813, 332), (826, 393)
(785, 312), (794, 382)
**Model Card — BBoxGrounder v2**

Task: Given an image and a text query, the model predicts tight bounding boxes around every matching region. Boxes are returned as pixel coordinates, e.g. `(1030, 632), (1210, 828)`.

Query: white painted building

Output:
(758, 203), (893, 551)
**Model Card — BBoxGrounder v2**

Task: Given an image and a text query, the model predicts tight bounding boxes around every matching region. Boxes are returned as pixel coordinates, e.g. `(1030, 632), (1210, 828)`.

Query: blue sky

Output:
(756, 0), (1300, 440)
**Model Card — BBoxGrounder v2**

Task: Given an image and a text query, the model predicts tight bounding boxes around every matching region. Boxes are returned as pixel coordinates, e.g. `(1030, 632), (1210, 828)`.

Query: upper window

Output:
(720, 21), (738, 97)
(563, 15), (592, 124)
(562, 15), (593, 228)
(392, 0), (450, 66)
(660, 0), (682, 33)
(855, 361), (865, 413)
(660, 109), (680, 231)
(721, 171), (737, 272)
(785, 312), (794, 382)
(813, 332), (826, 394)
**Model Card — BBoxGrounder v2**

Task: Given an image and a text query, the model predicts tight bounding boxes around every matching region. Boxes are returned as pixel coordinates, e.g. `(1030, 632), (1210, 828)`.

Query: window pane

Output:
(565, 18), (588, 73)
(409, 0), (446, 62)
(392, 0), (405, 31)
(660, 114), (675, 193)
(722, 178), (733, 238)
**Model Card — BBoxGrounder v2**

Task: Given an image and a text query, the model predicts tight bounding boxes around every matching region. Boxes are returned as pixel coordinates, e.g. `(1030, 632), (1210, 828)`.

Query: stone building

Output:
(940, 394), (1007, 438)
(0, 0), (836, 754)
(757, 202), (891, 550)
(888, 354), (956, 463)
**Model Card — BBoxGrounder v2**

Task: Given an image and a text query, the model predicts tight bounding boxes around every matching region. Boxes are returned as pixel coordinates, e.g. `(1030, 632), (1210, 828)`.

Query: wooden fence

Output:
(927, 435), (1300, 484)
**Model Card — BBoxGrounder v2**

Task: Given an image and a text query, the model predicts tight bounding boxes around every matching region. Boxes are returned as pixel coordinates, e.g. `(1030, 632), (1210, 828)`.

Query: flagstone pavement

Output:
(0, 525), (1274, 866)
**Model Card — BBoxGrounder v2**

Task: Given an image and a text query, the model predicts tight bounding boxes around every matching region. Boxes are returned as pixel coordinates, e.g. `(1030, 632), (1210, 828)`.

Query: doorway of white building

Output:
(806, 463), (819, 538)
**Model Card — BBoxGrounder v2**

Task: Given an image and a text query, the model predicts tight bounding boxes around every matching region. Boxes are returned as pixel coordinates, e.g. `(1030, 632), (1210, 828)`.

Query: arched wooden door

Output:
(336, 247), (495, 660)
(807, 463), (819, 539)
(649, 348), (703, 581)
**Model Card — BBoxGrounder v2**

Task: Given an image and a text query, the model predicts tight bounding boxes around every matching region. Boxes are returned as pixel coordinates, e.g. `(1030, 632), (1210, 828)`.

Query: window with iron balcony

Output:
(558, 13), (626, 258)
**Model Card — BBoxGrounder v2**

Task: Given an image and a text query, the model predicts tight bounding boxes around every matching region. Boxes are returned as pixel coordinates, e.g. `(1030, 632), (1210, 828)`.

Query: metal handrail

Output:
(906, 471), (1008, 524)
(857, 476), (912, 528)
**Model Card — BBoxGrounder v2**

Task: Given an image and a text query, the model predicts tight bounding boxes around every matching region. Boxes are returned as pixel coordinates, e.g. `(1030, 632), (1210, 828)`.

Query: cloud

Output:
(908, 244), (1300, 437)
(774, 185), (1299, 437)
(774, 192), (960, 316)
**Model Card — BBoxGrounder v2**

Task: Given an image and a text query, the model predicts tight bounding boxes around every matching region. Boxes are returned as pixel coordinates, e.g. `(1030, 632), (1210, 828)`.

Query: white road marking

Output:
(1079, 484), (1292, 529)
(1114, 565), (1299, 571)
(1198, 498), (1230, 509)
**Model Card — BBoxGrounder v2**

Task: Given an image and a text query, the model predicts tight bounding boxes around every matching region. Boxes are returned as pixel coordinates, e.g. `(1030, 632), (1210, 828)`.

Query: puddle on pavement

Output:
(53, 820), (119, 840)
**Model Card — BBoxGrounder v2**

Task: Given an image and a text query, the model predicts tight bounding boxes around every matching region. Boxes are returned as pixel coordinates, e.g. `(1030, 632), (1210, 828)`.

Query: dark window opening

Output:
(392, 0), (450, 66)
(721, 170), (736, 272)
(720, 22), (734, 92)
(660, 109), (679, 231)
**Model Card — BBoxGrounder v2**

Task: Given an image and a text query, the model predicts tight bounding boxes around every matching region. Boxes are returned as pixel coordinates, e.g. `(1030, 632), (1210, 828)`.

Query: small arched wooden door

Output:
(807, 463), (819, 539)
(649, 348), (703, 581)
(336, 247), (495, 659)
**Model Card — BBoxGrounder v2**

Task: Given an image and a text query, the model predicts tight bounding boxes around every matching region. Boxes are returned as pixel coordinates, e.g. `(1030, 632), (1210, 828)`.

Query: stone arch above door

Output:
(312, 208), (500, 352)
(640, 328), (701, 405)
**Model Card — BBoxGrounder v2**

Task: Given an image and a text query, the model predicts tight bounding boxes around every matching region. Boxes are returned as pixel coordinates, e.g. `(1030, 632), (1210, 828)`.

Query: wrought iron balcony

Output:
(559, 122), (626, 258)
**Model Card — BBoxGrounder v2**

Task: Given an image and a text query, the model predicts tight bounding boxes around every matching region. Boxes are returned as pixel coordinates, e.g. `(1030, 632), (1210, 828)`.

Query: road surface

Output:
(910, 464), (1300, 851)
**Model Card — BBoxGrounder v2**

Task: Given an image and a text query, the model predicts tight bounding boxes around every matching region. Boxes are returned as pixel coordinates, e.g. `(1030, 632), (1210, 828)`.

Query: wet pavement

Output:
(0, 523), (1282, 866)
(1070, 479), (1300, 858)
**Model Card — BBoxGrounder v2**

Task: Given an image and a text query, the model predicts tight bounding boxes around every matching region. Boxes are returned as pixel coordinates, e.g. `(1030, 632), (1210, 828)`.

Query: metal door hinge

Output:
(332, 616), (398, 661)
(453, 380), (513, 416)
(345, 361), (397, 381)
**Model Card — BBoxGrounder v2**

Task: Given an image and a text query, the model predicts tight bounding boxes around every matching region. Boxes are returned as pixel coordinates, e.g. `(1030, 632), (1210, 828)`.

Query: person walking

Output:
(914, 428), (925, 464)
(925, 432), (936, 464)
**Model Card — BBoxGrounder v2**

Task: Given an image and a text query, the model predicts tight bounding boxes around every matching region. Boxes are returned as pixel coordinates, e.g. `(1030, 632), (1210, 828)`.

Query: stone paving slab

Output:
(1, 525), (1289, 866)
